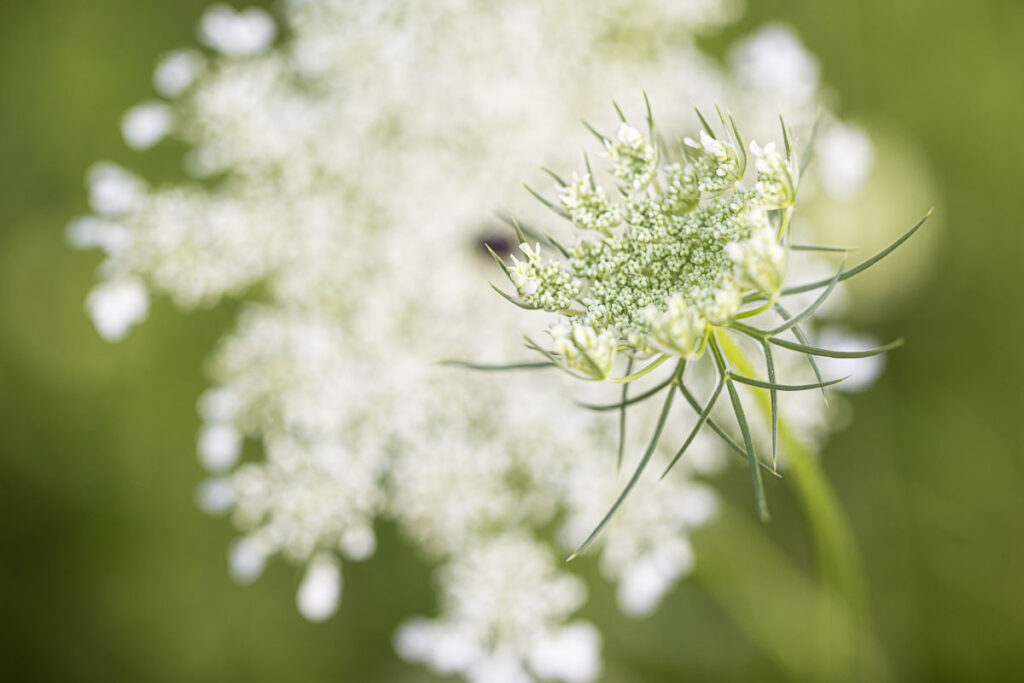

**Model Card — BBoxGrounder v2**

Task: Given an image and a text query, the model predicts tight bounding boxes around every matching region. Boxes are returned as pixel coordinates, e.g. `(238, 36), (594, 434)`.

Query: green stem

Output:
(715, 332), (888, 681)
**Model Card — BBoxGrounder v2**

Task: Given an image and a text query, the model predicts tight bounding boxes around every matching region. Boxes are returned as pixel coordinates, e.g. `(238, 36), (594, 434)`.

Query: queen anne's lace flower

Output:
(70, 1), (899, 680)
(551, 124), (776, 346)
(489, 105), (924, 549)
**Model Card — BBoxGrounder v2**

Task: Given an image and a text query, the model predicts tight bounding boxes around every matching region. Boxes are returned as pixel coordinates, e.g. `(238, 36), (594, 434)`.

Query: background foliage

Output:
(1, 0), (1021, 680)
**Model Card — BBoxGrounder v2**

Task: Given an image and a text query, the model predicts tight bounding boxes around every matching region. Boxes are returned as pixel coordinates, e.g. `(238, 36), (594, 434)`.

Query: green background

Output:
(1, 0), (1021, 680)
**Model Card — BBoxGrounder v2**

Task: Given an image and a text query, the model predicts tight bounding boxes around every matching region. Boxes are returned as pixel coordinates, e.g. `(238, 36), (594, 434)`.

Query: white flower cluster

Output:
(70, 1), (883, 680)
(511, 119), (799, 375)
(560, 174), (621, 235)
(606, 123), (660, 189)
(396, 533), (597, 683)
(509, 243), (581, 311)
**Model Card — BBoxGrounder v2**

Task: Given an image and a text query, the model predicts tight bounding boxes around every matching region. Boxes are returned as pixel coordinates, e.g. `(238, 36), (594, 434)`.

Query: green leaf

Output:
(798, 113), (824, 176)
(728, 321), (767, 340)
(607, 354), (670, 384)
(711, 338), (770, 521)
(439, 360), (553, 372)
(522, 335), (559, 362)
(762, 340), (779, 469)
(676, 383), (782, 478)
(522, 336), (594, 382)
(611, 99), (627, 123)
(643, 90), (655, 136)
(496, 214), (573, 258)
(524, 183), (570, 219)
(489, 282), (536, 309)
(694, 107), (716, 138)
(767, 260), (845, 335)
(573, 341), (606, 379)
(780, 113), (793, 161)
(768, 335), (905, 358)
(583, 152), (596, 189)
(790, 243), (853, 253)
(484, 243), (513, 277)
(493, 210), (529, 244)
(510, 215), (527, 243)
(541, 167), (567, 187)
(728, 373), (847, 392)
(544, 233), (571, 259)
(661, 374), (725, 479)
(577, 375), (675, 412)
(568, 362), (683, 560)
(617, 357), (634, 471)
(780, 211), (932, 297)
(726, 109), (746, 170)
(581, 119), (608, 145)
(774, 303), (830, 404)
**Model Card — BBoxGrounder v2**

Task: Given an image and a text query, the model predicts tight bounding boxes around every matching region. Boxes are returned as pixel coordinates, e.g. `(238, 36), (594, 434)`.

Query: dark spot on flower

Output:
(475, 229), (516, 259)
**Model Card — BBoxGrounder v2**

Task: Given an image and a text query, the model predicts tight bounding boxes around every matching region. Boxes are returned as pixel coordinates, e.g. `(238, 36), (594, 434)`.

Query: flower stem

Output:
(715, 332), (887, 681)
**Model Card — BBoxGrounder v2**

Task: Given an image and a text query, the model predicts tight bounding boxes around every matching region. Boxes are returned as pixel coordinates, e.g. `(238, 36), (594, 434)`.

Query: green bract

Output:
(478, 102), (929, 557)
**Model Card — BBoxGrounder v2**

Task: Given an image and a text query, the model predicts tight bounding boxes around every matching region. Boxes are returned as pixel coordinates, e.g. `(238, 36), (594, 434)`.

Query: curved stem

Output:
(716, 332), (886, 681)
(606, 354), (669, 384)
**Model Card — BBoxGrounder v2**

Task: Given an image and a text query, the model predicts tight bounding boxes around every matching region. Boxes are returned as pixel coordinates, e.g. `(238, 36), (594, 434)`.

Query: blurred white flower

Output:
(198, 5), (276, 57)
(296, 553), (342, 622)
(339, 525), (376, 561)
(730, 23), (821, 110)
(527, 621), (602, 683)
(84, 278), (149, 341)
(153, 49), (205, 98)
(195, 476), (235, 515)
(617, 538), (696, 618)
(397, 533), (598, 683)
(65, 216), (131, 253)
(121, 100), (173, 150)
(817, 122), (876, 200)
(197, 423), (241, 472)
(815, 326), (887, 392)
(229, 535), (268, 584)
(69, 0), (898, 679)
(86, 162), (145, 216)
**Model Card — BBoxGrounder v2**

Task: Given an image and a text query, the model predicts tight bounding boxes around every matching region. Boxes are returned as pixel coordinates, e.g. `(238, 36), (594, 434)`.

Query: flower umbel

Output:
(483, 103), (928, 555)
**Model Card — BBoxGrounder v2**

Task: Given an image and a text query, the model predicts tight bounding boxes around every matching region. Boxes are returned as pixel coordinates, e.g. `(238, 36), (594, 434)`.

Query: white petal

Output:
(197, 387), (240, 423)
(85, 162), (144, 216)
(617, 559), (671, 617)
(197, 423), (242, 472)
(229, 537), (267, 584)
(85, 278), (149, 342)
(198, 5), (277, 57)
(393, 617), (437, 663)
(528, 621), (602, 683)
(194, 477), (234, 514)
(815, 327), (886, 392)
(339, 525), (376, 561)
(121, 101), (173, 150)
(296, 554), (341, 622)
(153, 49), (204, 97)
